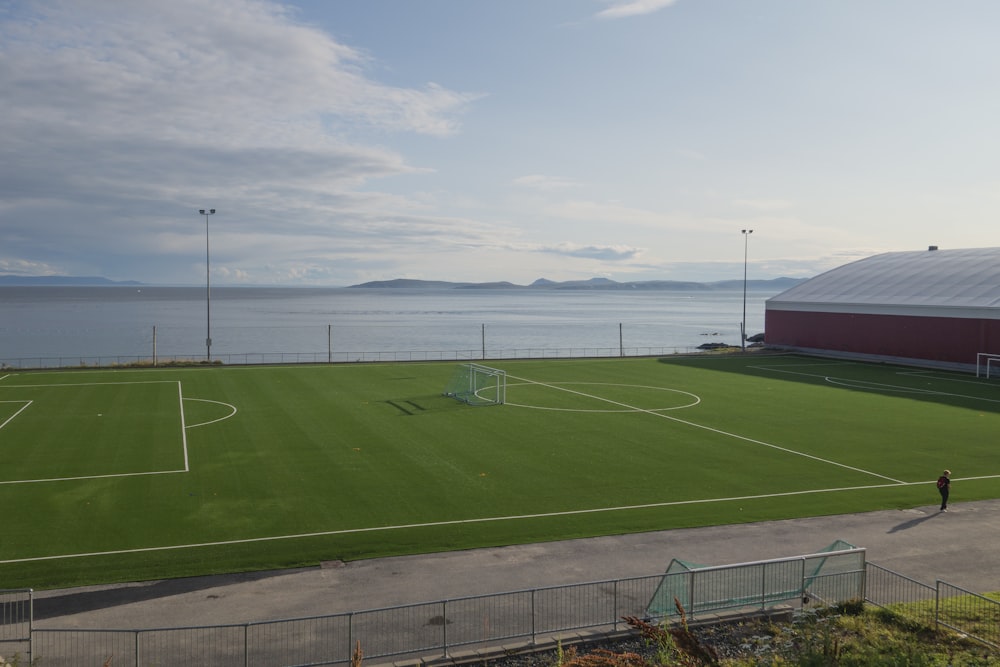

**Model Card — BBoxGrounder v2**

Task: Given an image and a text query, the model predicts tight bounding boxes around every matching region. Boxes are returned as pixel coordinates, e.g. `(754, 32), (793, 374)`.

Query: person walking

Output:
(937, 470), (951, 512)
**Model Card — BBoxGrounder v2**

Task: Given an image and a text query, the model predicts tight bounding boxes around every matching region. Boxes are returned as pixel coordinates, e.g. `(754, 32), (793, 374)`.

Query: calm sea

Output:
(0, 286), (780, 367)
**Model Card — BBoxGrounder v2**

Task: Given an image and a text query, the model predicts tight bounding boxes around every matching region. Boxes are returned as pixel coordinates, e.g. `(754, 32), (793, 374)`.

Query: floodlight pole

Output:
(200, 208), (216, 361)
(741, 229), (753, 351)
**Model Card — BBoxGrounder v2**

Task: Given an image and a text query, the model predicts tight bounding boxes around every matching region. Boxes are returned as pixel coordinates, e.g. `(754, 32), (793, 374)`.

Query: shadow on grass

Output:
(657, 352), (1000, 414)
(384, 393), (477, 416)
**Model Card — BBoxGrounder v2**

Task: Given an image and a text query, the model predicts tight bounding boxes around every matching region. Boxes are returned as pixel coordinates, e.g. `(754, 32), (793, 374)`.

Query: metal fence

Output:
(647, 548), (866, 619)
(936, 581), (1000, 648)
(863, 562), (937, 627)
(5, 559), (997, 666)
(0, 588), (31, 662)
(23, 578), (659, 667)
(0, 345), (701, 371)
(864, 563), (1000, 649)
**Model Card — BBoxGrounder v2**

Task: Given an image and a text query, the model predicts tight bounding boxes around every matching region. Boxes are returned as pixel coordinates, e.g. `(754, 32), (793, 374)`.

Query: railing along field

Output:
(4, 553), (996, 666)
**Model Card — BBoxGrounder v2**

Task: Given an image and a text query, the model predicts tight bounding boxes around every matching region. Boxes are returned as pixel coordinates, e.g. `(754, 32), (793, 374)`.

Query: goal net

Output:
(646, 540), (864, 619)
(976, 352), (1000, 378)
(443, 363), (506, 406)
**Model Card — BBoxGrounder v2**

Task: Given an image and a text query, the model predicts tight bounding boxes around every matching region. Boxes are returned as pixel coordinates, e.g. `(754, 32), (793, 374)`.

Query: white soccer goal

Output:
(975, 352), (1000, 378)
(443, 363), (506, 406)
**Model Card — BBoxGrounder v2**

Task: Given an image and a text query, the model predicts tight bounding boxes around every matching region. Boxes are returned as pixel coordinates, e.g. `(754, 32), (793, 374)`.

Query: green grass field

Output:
(1, 353), (998, 590)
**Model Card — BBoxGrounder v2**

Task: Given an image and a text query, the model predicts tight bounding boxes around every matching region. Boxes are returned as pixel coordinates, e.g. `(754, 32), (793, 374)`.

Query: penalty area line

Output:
(3, 476), (993, 566)
(508, 374), (904, 484)
(0, 469), (188, 486)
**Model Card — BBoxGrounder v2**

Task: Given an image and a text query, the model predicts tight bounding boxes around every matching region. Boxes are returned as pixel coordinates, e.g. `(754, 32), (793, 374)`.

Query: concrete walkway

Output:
(34, 499), (1000, 630)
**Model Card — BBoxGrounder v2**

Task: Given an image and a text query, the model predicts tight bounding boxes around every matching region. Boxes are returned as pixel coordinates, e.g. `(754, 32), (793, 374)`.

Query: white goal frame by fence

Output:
(975, 352), (1000, 379)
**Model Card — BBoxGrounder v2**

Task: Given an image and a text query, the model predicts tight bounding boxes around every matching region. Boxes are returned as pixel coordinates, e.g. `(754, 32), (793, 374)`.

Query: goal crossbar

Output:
(443, 363), (506, 406)
(976, 352), (1000, 379)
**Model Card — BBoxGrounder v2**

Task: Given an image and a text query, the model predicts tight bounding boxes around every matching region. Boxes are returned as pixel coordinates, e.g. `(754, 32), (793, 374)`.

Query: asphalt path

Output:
(32, 498), (1000, 631)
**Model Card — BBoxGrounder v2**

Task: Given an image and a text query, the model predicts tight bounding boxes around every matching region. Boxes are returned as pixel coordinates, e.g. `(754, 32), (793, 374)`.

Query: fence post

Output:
(348, 611), (354, 667)
(761, 563), (767, 610)
(935, 581), (942, 630)
(442, 599), (449, 658)
(860, 555), (868, 603)
(28, 589), (34, 666)
(244, 623), (249, 667)
(688, 571), (696, 617)
(800, 558), (806, 604)
(613, 580), (619, 630)
(531, 589), (536, 645)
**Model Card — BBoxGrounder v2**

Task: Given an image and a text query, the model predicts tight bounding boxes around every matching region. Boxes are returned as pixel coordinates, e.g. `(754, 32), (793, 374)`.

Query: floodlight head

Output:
(210, 209), (215, 214)
(199, 209), (205, 214)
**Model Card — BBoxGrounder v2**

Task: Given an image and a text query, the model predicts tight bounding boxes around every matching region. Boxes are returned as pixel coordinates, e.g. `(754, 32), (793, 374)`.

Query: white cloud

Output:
(512, 174), (581, 191)
(537, 243), (642, 261)
(0, 258), (61, 277)
(0, 0), (485, 284)
(544, 199), (701, 231)
(733, 199), (796, 212)
(594, 0), (681, 20)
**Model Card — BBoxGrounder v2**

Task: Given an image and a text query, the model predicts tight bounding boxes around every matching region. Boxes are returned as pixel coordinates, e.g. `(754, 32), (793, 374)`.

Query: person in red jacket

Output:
(936, 470), (951, 512)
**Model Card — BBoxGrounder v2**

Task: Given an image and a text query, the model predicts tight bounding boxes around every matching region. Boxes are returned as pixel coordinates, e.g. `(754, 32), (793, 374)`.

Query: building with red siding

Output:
(764, 247), (1000, 370)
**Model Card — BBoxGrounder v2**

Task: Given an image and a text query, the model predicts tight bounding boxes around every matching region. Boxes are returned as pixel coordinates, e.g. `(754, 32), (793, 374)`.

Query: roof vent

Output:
(928, 245), (938, 251)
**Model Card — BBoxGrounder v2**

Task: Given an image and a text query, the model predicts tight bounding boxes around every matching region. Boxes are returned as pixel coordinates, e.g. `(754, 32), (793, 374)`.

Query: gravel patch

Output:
(483, 618), (785, 667)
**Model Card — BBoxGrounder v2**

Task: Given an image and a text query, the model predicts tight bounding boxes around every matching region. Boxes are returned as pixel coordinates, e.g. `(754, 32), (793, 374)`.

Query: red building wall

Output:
(765, 310), (1000, 366)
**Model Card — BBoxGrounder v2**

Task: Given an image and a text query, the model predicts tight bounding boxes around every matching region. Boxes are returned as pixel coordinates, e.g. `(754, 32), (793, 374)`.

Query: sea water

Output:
(0, 285), (780, 367)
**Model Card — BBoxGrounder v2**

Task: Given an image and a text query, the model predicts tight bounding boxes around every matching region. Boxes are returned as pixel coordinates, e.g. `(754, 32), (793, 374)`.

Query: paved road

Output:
(34, 499), (1000, 630)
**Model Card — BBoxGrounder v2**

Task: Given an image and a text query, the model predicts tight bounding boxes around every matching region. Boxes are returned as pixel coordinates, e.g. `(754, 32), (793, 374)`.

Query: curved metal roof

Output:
(767, 247), (1000, 315)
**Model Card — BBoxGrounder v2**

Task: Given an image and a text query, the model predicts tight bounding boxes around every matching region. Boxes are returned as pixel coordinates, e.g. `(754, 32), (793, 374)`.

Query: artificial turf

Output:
(1, 353), (997, 590)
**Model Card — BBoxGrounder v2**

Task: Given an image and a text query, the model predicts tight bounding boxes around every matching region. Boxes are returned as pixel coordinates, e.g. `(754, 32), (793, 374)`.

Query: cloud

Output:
(537, 243), (642, 261)
(0, 0), (483, 283)
(544, 199), (700, 231)
(0, 258), (61, 277)
(733, 199), (796, 212)
(594, 0), (682, 20)
(2, 0), (479, 143)
(512, 174), (581, 191)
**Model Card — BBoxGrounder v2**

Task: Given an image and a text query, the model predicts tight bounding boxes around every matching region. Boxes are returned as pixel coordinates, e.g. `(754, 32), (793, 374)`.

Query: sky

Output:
(1, 0), (998, 287)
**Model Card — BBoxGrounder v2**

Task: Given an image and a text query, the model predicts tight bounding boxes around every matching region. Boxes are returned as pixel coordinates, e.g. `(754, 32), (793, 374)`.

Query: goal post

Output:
(443, 363), (506, 406)
(976, 352), (1000, 378)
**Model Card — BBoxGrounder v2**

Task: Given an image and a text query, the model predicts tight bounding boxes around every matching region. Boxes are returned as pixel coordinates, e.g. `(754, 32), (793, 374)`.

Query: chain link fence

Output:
(4, 557), (997, 666)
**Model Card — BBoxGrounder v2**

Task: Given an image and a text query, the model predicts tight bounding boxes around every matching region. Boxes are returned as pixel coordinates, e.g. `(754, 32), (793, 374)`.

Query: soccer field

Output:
(1, 354), (998, 590)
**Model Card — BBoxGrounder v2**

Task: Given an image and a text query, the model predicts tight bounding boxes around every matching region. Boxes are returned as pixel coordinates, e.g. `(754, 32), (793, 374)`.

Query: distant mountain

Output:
(349, 277), (806, 291)
(0, 275), (142, 286)
(345, 278), (466, 289)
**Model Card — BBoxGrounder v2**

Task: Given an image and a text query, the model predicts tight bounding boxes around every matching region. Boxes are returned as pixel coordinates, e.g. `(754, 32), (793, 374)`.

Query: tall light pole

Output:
(200, 208), (216, 361)
(741, 229), (753, 351)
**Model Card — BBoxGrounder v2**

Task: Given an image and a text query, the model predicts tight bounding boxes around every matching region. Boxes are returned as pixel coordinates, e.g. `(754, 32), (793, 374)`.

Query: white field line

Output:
(897, 369), (1000, 390)
(0, 469), (188, 486)
(4, 475), (996, 566)
(184, 398), (238, 428)
(0, 380), (176, 388)
(1, 368), (990, 566)
(0, 379), (206, 484)
(750, 364), (1000, 405)
(0, 400), (32, 430)
(178, 381), (189, 472)
(504, 381), (700, 412)
(508, 374), (904, 484)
